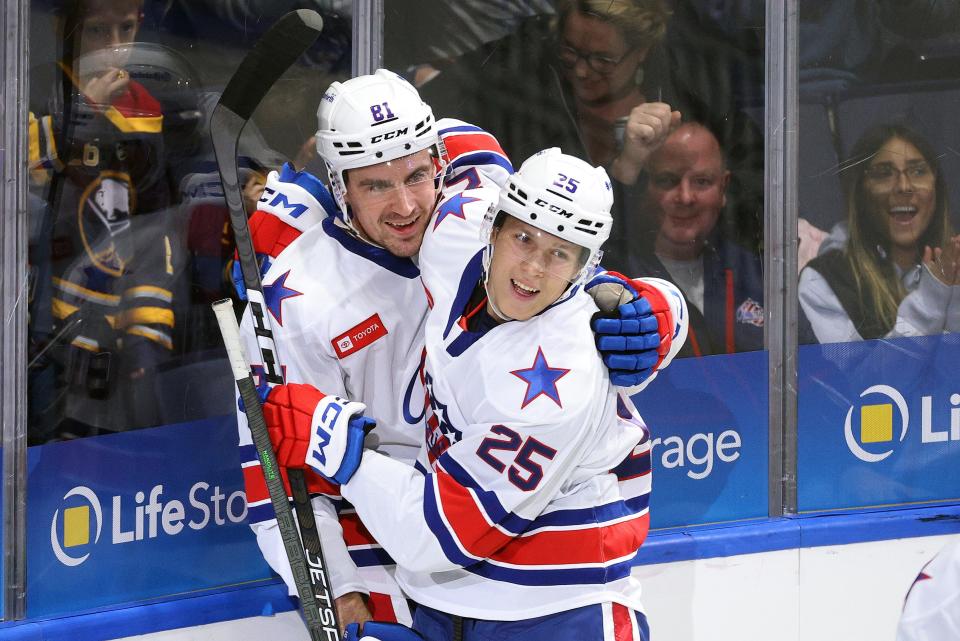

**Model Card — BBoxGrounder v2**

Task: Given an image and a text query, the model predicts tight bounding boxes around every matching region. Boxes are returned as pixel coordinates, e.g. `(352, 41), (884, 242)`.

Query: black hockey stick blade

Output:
(219, 9), (324, 121)
(211, 9), (324, 296)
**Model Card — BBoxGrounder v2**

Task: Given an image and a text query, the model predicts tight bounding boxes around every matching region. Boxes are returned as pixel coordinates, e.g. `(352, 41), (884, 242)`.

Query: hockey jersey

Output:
(339, 168), (672, 620)
(896, 538), (960, 641)
(236, 120), (513, 619)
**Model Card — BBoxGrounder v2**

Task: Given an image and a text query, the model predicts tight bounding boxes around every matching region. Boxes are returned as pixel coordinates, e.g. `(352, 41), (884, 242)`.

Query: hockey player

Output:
(262, 149), (687, 640)
(896, 537), (960, 641)
(236, 70), (679, 631)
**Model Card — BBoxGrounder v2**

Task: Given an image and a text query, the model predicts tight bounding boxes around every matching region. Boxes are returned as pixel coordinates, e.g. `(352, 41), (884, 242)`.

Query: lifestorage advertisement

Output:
(798, 334), (960, 512)
(29, 416), (273, 618)
(32, 337), (960, 618)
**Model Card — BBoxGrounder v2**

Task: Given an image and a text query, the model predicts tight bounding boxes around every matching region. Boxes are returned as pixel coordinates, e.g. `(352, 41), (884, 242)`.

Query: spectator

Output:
(799, 123), (960, 343)
(417, 1), (769, 254)
(552, 0), (680, 177)
(419, 0), (679, 173)
(605, 121), (763, 356)
(27, 0), (183, 439)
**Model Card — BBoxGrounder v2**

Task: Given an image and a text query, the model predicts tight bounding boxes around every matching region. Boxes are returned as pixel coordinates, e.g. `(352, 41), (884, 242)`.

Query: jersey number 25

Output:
(476, 425), (557, 492)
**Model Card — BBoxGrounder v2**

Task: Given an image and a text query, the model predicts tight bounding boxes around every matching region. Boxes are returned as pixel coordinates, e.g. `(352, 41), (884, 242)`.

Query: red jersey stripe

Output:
(612, 603), (634, 641)
(243, 461), (341, 504)
(340, 511), (378, 547)
(435, 469), (648, 567)
(443, 132), (507, 162)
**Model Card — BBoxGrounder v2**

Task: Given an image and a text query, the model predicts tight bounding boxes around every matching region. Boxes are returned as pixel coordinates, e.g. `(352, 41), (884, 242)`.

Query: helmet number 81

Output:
(553, 173), (579, 193)
(370, 101), (396, 122)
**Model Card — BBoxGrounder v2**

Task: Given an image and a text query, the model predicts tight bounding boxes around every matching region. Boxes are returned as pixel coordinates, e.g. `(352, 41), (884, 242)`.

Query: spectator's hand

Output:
(294, 135), (318, 170)
(611, 102), (681, 184)
(335, 592), (373, 633)
(798, 217), (828, 271)
(242, 171), (267, 215)
(81, 67), (129, 106)
(925, 234), (960, 286)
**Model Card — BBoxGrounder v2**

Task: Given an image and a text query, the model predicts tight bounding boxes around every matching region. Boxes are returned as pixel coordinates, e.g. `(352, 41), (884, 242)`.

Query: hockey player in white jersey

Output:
(235, 69), (513, 628)
(235, 70), (676, 634)
(896, 537), (960, 641)
(262, 149), (688, 640)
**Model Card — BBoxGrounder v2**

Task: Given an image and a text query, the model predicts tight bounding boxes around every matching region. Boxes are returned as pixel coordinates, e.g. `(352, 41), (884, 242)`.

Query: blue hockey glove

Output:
(587, 272), (663, 388)
(231, 252), (274, 302)
(344, 621), (426, 641)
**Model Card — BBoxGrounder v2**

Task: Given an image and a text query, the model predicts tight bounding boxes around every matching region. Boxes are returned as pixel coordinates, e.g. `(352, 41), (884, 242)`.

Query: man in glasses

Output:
(234, 69), (683, 635)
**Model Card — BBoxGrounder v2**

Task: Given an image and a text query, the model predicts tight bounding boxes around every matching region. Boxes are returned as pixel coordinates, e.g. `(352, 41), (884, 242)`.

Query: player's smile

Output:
(511, 278), (540, 298)
(383, 212), (424, 237)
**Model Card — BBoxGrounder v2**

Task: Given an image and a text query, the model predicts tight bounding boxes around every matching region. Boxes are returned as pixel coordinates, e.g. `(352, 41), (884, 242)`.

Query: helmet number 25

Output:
(552, 173), (580, 193)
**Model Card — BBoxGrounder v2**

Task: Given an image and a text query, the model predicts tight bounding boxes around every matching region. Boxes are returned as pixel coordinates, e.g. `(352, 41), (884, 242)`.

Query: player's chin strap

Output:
(481, 242), (516, 322)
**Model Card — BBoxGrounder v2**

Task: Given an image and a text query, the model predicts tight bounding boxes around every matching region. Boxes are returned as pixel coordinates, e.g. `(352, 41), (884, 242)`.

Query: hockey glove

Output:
(588, 271), (671, 388)
(344, 621), (426, 641)
(262, 383), (374, 485)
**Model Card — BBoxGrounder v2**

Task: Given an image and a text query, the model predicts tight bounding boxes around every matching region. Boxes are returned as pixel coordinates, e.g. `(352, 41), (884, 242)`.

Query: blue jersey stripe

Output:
(439, 454), (648, 534)
(525, 495), (651, 532)
(448, 151), (513, 176)
(466, 551), (639, 587)
(322, 217), (420, 278)
(348, 547), (396, 568)
(247, 501), (276, 524)
(438, 455), (531, 533)
(239, 443), (258, 464)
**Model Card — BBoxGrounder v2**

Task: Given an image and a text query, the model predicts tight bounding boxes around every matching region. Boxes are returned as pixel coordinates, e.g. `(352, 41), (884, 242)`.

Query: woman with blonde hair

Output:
(553, 0), (679, 178)
(799, 123), (960, 343)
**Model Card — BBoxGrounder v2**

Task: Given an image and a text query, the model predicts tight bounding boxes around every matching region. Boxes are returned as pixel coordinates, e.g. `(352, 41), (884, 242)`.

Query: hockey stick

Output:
(209, 10), (340, 641)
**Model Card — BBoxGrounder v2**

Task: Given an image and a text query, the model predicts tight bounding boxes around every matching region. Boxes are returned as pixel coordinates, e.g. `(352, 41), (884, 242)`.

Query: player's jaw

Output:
(487, 256), (571, 322)
(345, 191), (431, 256)
(371, 207), (430, 257)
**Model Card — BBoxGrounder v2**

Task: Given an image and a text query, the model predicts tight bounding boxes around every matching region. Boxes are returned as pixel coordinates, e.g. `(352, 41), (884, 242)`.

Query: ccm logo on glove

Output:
(333, 313), (388, 358)
(311, 399), (345, 467)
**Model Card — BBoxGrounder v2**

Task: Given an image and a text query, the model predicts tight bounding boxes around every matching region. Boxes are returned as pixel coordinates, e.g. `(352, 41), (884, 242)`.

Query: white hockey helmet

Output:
(316, 69), (445, 226)
(483, 147), (613, 283)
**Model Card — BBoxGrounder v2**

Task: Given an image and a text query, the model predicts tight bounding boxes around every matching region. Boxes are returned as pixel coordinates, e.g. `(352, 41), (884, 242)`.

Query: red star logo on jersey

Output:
(510, 347), (570, 409)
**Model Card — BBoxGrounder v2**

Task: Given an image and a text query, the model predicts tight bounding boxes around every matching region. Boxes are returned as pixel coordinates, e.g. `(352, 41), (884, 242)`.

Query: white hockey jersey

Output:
(897, 538), (960, 641)
(340, 171), (676, 620)
(235, 120), (514, 617)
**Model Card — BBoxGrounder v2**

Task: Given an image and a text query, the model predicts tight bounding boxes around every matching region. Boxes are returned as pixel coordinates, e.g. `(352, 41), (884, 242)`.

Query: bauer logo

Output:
(50, 482), (247, 567)
(845, 384), (960, 463)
